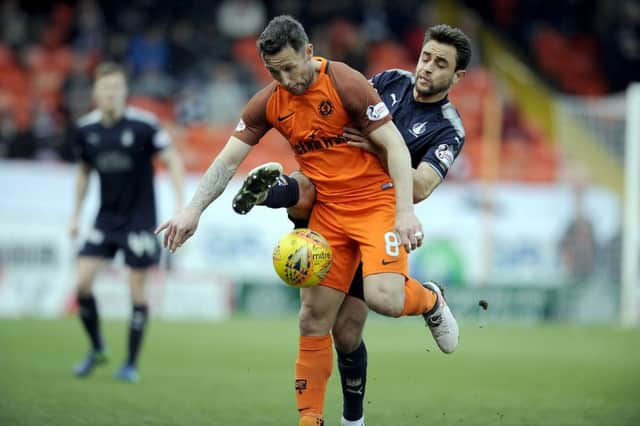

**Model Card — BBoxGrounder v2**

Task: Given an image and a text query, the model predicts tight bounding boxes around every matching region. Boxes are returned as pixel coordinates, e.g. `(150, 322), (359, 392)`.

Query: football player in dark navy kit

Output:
(231, 24), (471, 426)
(70, 62), (184, 383)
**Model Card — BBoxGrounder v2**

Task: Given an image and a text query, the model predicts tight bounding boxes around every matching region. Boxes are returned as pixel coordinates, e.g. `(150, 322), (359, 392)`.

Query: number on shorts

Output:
(384, 232), (400, 257)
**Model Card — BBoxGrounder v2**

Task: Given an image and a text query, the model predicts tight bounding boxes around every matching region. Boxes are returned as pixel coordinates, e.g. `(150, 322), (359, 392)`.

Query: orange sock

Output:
(295, 335), (333, 421)
(401, 277), (437, 316)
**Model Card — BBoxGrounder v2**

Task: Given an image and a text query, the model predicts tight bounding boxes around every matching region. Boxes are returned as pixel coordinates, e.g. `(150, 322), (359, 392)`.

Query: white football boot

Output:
(422, 281), (459, 353)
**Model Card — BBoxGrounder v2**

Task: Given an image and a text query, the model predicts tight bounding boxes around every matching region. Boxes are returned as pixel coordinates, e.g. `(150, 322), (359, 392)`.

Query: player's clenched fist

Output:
(155, 206), (201, 253)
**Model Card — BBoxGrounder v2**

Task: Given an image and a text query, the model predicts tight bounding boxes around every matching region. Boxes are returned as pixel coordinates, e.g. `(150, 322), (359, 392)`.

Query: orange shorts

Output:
(309, 189), (408, 293)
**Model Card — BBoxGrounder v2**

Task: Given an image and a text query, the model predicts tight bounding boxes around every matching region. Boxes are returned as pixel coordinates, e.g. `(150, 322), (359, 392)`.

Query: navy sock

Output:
(127, 304), (149, 367)
(337, 341), (367, 421)
(288, 215), (310, 229)
(77, 294), (103, 351)
(262, 175), (299, 208)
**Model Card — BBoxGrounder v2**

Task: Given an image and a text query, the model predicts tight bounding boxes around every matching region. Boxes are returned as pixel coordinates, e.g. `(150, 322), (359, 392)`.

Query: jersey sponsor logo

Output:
(277, 111), (295, 122)
(318, 100), (333, 116)
(436, 144), (455, 170)
(381, 259), (399, 265)
(96, 151), (133, 173)
(121, 129), (134, 147)
(390, 93), (400, 106)
(292, 129), (348, 155)
(410, 121), (428, 137)
(235, 119), (246, 131)
(366, 102), (390, 121)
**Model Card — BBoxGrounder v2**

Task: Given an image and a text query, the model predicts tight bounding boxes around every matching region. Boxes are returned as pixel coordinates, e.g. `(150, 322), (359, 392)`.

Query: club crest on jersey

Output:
(121, 129), (134, 147)
(366, 102), (389, 121)
(409, 121), (428, 137)
(318, 99), (334, 116)
(235, 119), (246, 131)
(436, 144), (455, 170)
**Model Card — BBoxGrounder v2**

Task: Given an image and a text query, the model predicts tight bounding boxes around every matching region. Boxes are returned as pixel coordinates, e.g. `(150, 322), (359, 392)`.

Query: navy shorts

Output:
(78, 228), (160, 269)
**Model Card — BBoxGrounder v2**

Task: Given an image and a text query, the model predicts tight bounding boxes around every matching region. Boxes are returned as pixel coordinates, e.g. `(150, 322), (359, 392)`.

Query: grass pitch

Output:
(0, 316), (638, 426)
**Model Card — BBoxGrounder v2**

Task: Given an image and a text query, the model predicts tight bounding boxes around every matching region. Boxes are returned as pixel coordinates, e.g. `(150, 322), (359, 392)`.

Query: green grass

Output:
(1, 316), (639, 426)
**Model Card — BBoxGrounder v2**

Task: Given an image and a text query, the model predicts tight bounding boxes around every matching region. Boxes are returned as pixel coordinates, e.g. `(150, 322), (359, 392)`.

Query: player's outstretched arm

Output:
(156, 137), (252, 253)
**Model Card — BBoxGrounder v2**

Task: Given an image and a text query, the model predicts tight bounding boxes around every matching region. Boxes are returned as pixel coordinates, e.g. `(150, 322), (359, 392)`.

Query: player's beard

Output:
(415, 75), (454, 98)
(287, 68), (315, 96)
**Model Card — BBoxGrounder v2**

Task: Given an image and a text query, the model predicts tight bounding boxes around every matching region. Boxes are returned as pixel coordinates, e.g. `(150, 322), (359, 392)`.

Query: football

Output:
(272, 228), (333, 288)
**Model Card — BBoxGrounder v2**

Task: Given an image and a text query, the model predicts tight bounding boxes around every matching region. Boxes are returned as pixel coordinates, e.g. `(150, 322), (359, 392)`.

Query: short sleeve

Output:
(421, 127), (465, 179)
(328, 62), (392, 135)
(71, 128), (90, 164)
(370, 71), (390, 92)
(231, 83), (275, 146)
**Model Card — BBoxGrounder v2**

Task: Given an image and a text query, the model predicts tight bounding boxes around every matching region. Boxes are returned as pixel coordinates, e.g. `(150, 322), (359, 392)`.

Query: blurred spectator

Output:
(361, 0), (391, 43)
(203, 62), (249, 126)
(131, 67), (175, 100)
(61, 52), (94, 122)
(127, 26), (169, 77)
(559, 175), (596, 284)
(1, 0), (28, 49)
(168, 19), (201, 80)
(71, 0), (106, 54)
(327, 19), (367, 72)
(31, 99), (64, 161)
(216, 0), (267, 40)
(175, 84), (210, 126)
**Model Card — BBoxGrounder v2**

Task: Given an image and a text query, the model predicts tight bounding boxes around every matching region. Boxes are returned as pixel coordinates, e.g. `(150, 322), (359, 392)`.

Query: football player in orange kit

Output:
(155, 15), (458, 425)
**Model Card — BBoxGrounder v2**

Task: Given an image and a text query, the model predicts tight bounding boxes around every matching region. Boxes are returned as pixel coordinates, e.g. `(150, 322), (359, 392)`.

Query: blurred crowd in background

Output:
(0, 0), (637, 176)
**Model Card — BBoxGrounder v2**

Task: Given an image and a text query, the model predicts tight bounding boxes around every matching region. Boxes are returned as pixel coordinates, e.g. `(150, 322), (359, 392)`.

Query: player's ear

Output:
(305, 43), (313, 60)
(452, 69), (466, 85)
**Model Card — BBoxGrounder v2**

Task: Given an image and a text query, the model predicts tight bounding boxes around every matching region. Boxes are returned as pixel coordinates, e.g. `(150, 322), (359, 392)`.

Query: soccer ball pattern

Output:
(272, 228), (333, 288)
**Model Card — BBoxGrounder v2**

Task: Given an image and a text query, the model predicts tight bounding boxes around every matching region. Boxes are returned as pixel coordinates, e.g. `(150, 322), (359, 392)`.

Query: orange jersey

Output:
(233, 57), (393, 203)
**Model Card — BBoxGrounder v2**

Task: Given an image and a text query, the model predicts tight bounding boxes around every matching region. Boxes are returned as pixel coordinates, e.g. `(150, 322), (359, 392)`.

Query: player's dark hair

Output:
(423, 24), (472, 71)
(94, 62), (127, 81)
(257, 15), (309, 56)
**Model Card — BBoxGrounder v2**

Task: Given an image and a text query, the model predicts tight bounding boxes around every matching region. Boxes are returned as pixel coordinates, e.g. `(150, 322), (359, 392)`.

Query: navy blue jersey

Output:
(372, 69), (465, 178)
(74, 107), (170, 231)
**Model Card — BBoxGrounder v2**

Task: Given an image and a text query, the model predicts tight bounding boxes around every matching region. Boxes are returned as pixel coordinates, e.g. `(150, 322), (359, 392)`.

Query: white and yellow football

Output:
(272, 228), (332, 288)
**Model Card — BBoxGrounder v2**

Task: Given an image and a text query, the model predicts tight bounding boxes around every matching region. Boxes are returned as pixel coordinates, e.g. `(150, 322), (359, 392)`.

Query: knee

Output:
(332, 322), (364, 353)
(298, 304), (332, 336)
(76, 279), (93, 296)
(129, 283), (147, 305)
